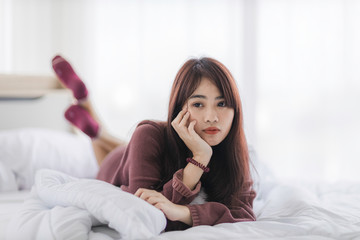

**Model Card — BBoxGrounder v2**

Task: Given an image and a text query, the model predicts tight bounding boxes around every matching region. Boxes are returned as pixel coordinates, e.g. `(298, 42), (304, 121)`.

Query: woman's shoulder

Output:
(132, 120), (167, 142)
(137, 120), (167, 130)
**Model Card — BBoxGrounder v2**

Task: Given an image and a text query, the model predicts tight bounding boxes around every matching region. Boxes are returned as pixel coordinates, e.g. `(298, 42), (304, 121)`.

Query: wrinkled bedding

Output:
(1, 129), (360, 239)
(158, 181), (360, 240)
(6, 169), (166, 240)
(4, 173), (360, 239)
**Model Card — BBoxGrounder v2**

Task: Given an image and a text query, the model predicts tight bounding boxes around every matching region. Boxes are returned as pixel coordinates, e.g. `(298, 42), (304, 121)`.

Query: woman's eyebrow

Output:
(189, 94), (206, 99)
(189, 95), (224, 100)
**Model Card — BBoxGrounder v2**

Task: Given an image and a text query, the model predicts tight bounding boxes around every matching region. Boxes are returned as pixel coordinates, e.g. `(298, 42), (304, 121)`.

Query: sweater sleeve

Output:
(100, 121), (200, 205)
(187, 181), (256, 226)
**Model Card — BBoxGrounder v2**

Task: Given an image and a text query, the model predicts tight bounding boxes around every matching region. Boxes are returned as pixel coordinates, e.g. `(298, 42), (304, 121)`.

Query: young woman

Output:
(52, 55), (256, 231)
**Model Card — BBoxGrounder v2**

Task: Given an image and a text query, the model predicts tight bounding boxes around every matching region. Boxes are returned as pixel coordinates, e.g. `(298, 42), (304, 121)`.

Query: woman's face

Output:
(185, 77), (234, 146)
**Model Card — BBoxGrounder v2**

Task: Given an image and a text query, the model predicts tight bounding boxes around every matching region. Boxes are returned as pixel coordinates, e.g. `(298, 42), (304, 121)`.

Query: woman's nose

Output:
(205, 108), (219, 123)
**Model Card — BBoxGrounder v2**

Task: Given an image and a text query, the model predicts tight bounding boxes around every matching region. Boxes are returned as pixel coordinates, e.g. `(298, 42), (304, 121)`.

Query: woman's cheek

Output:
(188, 109), (199, 125)
(192, 118), (203, 136)
(187, 111), (199, 132)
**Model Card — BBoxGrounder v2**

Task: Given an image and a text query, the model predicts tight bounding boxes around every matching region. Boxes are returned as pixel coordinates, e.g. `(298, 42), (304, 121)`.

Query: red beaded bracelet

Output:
(186, 158), (210, 173)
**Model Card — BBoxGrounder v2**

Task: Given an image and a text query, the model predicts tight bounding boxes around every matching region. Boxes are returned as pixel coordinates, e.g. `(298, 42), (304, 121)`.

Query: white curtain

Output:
(256, 0), (360, 182)
(1, 0), (359, 182)
(0, 0), (251, 140)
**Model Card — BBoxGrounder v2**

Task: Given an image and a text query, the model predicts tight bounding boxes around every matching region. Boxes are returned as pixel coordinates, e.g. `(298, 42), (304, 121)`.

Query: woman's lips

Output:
(203, 127), (220, 135)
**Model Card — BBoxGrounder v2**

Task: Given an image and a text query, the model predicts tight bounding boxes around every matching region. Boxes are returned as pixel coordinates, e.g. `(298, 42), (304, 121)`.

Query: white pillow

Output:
(0, 161), (18, 191)
(7, 169), (166, 239)
(0, 128), (98, 191)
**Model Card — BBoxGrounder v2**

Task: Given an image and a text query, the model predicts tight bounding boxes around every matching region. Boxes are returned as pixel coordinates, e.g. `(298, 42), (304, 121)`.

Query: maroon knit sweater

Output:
(97, 120), (256, 231)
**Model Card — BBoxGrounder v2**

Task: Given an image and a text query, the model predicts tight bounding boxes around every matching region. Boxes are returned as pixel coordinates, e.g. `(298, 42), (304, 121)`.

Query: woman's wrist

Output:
(183, 156), (210, 189)
(177, 205), (193, 226)
(186, 158), (210, 172)
(192, 152), (211, 166)
(182, 153), (211, 190)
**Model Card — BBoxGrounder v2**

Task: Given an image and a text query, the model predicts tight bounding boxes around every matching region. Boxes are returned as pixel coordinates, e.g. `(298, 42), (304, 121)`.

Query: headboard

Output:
(0, 74), (73, 132)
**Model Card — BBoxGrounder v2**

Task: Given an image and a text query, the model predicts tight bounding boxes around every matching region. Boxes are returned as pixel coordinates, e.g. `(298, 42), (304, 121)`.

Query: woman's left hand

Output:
(134, 188), (192, 225)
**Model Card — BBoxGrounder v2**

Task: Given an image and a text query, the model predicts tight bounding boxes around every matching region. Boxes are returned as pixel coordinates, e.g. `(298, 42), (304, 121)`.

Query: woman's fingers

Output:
(172, 109), (191, 139)
(171, 107), (211, 159)
(172, 104), (189, 126)
(135, 188), (169, 211)
(188, 120), (196, 134)
(135, 188), (159, 201)
(179, 111), (190, 127)
(135, 188), (190, 223)
(146, 196), (164, 206)
(171, 109), (202, 146)
(172, 108), (187, 126)
(134, 188), (142, 197)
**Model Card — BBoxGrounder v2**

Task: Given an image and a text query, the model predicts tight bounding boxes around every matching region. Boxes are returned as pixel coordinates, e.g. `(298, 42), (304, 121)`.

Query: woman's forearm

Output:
(177, 205), (193, 226)
(182, 155), (210, 190)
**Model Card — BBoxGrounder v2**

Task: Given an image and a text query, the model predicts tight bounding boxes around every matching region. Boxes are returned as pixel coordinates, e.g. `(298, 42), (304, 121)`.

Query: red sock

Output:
(52, 55), (88, 100)
(65, 105), (99, 138)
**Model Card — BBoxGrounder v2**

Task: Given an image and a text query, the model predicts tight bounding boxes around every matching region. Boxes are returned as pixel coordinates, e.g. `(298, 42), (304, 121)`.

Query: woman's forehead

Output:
(191, 77), (222, 94)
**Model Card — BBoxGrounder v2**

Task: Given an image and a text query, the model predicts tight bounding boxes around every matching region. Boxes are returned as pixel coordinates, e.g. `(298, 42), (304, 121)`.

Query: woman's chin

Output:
(204, 138), (221, 147)
(198, 132), (224, 146)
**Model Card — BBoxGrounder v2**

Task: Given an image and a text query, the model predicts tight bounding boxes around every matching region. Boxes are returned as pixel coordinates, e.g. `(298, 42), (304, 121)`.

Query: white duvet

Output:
(6, 169), (166, 240)
(2, 130), (360, 239)
(157, 181), (360, 240)
(6, 169), (360, 240)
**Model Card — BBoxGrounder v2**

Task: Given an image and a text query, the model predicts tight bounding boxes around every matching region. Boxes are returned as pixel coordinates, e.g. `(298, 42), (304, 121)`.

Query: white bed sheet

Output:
(0, 191), (30, 240)
(2, 181), (360, 240)
(1, 128), (360, 239)
(158, 181), (360, 239)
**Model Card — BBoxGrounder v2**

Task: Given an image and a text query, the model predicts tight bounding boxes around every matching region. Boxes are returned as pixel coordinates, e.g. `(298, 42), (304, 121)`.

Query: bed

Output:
(1, 75), (360, 240)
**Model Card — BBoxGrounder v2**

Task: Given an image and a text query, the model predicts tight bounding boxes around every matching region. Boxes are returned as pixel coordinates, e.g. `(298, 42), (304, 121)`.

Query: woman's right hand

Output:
(171, 107), (212, 164)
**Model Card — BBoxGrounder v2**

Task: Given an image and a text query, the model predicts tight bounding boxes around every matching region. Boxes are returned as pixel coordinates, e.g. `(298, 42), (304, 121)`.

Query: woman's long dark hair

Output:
(163, 57), (250, 203)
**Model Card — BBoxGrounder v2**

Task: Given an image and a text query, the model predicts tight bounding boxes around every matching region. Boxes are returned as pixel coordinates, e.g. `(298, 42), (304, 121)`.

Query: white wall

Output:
(0, 0), (251, 141)
(1, 0), (360, 182)
(256, 0), (360, 182)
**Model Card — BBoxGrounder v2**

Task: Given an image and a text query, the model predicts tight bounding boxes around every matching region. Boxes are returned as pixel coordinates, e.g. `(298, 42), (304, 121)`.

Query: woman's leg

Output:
(65, 99), (127, 166)
(53, 55), (126, 165)
(78, 98), (127, 166)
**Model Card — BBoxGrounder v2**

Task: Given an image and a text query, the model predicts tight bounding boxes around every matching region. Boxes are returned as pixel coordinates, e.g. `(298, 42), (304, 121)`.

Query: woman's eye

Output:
(218, 101), (226, 107)
(193, 103), (203, 108)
